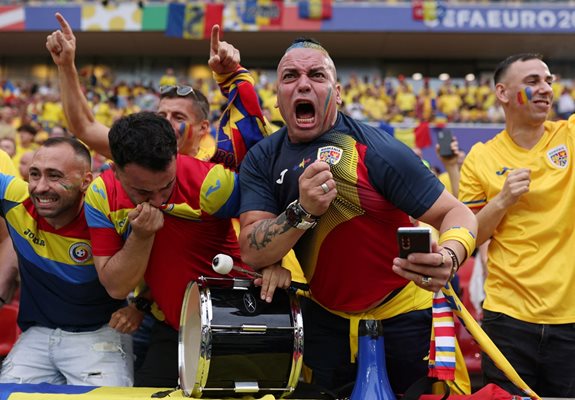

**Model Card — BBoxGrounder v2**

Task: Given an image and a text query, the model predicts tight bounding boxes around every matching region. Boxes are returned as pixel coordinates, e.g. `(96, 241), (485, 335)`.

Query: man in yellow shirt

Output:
(459, 53), (575, 397)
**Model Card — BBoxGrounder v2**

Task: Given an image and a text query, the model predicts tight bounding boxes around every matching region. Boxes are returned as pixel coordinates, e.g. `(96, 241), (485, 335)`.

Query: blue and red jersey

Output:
(240, 112), (444, 312)
(0, 173), (124, 332)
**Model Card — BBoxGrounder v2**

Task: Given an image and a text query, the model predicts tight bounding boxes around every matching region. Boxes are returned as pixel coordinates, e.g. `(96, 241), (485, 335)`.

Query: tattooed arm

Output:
(239, 161), (337, 267)
(239, 210), (306, 268)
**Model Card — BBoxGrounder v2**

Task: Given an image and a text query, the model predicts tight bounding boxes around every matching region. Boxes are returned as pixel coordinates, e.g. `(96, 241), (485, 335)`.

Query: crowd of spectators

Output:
(0, 66), (573, 177)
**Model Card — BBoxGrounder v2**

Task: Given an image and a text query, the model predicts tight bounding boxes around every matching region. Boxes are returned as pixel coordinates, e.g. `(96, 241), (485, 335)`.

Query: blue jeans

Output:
(0, 325), (133, 386)
(300, 297), (431, 397)
(481, 310), (575, 397)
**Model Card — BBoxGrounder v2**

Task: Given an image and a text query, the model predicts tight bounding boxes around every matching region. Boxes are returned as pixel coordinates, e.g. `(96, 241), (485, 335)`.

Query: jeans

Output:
(300, 297), (431, 397)
(0, 325), (133, 386)
(482, 310), (575, 397)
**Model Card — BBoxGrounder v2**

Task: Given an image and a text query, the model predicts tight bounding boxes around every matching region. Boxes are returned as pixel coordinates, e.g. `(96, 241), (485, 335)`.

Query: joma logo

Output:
(23, 228), (46, 246)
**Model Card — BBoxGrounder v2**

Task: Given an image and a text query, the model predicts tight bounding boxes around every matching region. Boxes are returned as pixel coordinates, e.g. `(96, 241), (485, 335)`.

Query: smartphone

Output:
(436, 128), (455, 158)
(397, 227), (432, 258)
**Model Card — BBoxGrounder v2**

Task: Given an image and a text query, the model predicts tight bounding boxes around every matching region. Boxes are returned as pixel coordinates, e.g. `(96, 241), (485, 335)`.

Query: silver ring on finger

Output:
(421, 276), (432, 286)
(321, 182), (329, 194)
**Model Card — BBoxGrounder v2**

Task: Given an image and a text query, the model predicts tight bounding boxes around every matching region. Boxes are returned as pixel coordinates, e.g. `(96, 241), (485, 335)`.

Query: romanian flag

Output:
(166, 2), (223, 40)
(298, 0), (332, 20)
(412, 0), (424, 20)
(412, 0), (446, 22)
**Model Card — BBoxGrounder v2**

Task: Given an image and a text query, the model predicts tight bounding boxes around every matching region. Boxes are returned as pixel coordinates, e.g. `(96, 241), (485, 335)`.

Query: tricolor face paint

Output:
(516, 87), (533, 105)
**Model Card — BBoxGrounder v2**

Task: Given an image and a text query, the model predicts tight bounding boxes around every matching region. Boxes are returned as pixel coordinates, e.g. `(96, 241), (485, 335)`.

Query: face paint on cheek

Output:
(322, 87), (333, 126)
(516, 87), (533, 105)
(59, 182), (74, 191)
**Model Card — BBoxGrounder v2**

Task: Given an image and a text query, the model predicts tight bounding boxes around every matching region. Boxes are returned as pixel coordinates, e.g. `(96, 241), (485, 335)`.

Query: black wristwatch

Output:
(285, 200), (319, 230)
(130, 296), (152, 314)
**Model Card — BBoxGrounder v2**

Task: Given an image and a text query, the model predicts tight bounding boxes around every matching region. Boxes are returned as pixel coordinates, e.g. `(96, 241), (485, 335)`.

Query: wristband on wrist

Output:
(443, 246), (460, 281)
(130, 296), (152, 314)
(439, 226), (476, 259)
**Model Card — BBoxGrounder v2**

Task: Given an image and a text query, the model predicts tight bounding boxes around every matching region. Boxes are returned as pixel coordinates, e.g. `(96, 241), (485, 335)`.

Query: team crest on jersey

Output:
(317, 146), (343, 165)
(160, 203), (175, 212)
(69, 242), (92, 263)
(547, 145), (568, 168)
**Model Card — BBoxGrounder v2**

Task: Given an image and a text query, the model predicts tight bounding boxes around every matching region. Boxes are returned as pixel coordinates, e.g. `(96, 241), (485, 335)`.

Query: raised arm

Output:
(46, 13), (112, 159)
(208, 25), (272, 170)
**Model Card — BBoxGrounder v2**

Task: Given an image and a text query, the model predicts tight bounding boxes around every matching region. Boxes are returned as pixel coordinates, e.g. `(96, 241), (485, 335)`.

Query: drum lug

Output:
(234, 381), (259, 393)
(241, 324), (267, 332)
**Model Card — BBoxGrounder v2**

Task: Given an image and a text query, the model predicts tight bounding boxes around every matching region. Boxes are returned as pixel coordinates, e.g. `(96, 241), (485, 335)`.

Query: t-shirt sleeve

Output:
(366, 137), (444, 219)
(84, 178), (124, 256)
(198, 163), (241, 219)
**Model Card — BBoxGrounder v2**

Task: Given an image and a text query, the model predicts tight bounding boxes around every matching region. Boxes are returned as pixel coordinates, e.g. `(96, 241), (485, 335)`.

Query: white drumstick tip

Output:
(212, 253), (234, 275)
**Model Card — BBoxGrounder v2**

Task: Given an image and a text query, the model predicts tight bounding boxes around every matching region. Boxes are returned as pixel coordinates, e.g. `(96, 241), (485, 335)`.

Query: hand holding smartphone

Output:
(397, 227), (432, 258)
(436, 128), (455, 158)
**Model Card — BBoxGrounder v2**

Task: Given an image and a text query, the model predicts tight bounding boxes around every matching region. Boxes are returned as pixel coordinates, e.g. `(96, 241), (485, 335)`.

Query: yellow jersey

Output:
(459, 118), (575, 323)
(0, 149), (16, 175)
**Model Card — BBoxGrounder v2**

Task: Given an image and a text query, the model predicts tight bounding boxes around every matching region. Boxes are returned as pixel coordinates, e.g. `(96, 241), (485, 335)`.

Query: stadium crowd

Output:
(3, 65), (575, 175)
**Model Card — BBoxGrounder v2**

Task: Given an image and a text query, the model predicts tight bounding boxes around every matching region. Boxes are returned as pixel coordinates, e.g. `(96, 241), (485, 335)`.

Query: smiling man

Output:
(0, 137), (133, 386)
(238, 38), (477, 397)
(459, 54), (575, 397)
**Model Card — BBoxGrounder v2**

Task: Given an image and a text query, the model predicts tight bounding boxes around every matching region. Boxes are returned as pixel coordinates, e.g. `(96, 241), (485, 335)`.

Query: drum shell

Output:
(179, 277), (303, 398)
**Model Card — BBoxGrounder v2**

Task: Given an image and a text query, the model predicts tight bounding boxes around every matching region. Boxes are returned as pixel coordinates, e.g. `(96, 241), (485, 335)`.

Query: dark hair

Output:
(493, 53), (543, 85)
(42, 137), (92, 169)
(159, 85), (210, 121)
(109, 111), (177, 171)
(292, 37), (323, 46)
(17, 124), (38, 136)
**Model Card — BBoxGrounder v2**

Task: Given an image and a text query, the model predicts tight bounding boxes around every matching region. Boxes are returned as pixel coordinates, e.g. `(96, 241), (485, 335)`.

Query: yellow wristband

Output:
(438, 226), (476, 260)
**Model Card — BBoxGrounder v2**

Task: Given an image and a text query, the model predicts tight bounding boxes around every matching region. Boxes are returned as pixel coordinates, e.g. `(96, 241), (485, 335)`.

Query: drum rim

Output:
(178, 280), (211, 397)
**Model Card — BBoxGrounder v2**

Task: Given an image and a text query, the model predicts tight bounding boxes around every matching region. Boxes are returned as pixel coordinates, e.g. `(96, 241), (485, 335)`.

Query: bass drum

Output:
(178, 276), (303, 398)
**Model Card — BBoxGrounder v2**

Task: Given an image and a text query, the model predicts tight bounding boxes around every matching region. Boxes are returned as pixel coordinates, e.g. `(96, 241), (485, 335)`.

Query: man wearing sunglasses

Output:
(46, 13), (270, 172)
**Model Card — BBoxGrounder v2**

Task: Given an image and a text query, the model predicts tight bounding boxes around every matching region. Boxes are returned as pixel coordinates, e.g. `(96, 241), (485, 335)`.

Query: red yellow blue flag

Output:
(166, 2), (223, 40)
(298, 0), (332, 20)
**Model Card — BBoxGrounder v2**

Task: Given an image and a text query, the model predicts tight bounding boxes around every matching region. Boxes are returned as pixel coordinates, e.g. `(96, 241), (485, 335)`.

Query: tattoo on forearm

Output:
(248, 213), (292, 250)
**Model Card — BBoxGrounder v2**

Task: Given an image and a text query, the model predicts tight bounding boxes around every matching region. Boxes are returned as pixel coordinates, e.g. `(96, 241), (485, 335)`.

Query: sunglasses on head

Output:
(159, 85), (195, 97)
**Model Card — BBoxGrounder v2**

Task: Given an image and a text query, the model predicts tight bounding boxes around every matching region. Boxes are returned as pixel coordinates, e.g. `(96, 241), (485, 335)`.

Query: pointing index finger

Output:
(55, 12), (73, 37)
(210, 24), (220, 56)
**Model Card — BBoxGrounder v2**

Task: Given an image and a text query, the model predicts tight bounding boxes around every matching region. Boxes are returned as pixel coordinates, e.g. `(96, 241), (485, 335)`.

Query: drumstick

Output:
(211, 254), (309, 291)
(212, 254), (262, 278)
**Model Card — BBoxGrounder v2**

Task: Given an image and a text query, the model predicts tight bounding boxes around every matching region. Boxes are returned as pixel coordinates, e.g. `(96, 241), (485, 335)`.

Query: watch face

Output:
(285, 201), (302, 227)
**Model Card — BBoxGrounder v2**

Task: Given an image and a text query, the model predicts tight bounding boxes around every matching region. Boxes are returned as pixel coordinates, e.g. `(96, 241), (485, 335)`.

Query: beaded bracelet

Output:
(443, 246), (460, 281)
